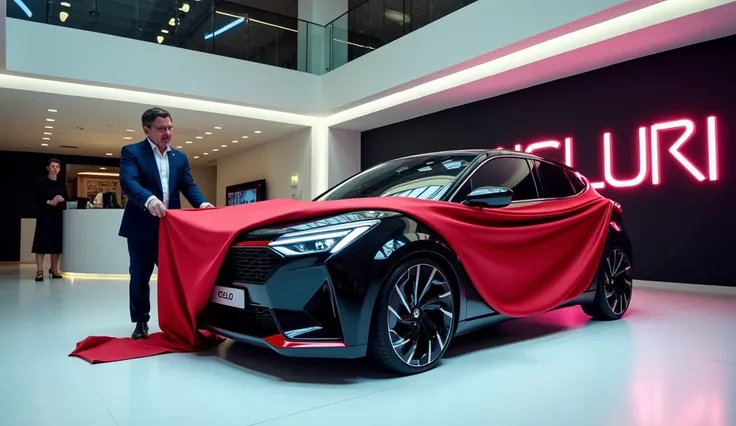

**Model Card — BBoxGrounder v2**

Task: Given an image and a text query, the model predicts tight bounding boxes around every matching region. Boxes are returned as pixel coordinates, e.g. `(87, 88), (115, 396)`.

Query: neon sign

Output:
(497, 115), (720, 190)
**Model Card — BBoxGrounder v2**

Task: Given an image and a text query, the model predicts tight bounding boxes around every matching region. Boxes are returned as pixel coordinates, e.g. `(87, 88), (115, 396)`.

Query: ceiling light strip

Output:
(204, 17), (245, 40)
(13, 0), (32, 17)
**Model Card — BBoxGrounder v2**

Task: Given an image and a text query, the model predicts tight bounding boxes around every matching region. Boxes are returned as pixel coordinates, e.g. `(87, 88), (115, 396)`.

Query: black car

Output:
(199, 149), (633, 375)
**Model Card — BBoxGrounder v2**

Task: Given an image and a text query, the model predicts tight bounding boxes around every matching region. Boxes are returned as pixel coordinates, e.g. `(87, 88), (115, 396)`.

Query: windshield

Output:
(316, 153), (481, 201)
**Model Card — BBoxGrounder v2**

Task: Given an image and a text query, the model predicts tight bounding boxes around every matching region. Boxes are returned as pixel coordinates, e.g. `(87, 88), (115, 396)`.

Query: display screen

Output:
(225, 179), (266, 206)
(227, 188), (258, 205)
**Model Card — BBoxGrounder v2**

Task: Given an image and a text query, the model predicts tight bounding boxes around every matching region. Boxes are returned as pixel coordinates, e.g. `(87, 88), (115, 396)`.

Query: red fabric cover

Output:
(70, 189), (613, 364)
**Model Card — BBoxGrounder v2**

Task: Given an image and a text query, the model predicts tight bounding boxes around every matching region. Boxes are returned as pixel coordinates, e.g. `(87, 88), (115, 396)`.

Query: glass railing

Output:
(6, 0), (476, 75)
(324, 0), (478, 72)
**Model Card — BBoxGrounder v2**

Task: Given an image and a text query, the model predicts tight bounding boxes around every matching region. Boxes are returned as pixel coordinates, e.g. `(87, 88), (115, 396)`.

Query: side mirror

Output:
(462, 186), (513, 208)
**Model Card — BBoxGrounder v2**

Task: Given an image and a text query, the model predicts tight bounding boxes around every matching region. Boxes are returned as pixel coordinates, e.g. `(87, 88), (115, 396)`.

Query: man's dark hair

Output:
(141, 107), (172, 127)
(47, 158), (61, 166)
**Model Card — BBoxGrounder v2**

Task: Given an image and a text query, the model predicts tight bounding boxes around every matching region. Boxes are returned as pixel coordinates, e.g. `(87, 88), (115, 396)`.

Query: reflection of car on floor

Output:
(199, 149), (633, 375)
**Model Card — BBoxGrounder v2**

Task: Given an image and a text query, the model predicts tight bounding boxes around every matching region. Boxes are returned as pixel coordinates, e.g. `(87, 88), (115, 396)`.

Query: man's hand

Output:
(53, 195), (64, 203)
(199, 202), (215, 209)
(48, 199), (58, 206)
(147, 197), (167, 217)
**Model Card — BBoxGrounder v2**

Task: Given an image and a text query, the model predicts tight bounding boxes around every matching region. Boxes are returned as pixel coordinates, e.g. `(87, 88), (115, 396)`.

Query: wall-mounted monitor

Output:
(226, 179), (266, 206)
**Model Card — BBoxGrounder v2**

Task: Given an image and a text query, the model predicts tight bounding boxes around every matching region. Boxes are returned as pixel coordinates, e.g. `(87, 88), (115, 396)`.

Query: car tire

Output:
(368, 257), (457, 375)
(582, 243), (633, 321)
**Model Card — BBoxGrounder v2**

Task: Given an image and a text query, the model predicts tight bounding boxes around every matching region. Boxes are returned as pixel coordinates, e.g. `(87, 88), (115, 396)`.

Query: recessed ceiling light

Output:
(46, 118), (55, 122)
(203, 152), (209, 155)
(214, 126), (222, 130)
(176, 145), (182, 148)
(100, 167), (107, 170)
(212, 149), (219, 152)
(185, 141), (193, 144)
(45, 126), (53, 129)
(194, 156), (199, 159)
(44, 132), (52, 135)
(105, 153), (113, 156)
(126, 129), (135, 132)
(221, 144), (227, 147)
(241, 136), (249, 139)
(42, 137), (50, 140)
(161, 29), (169, 34)
(254, 130), (261, 134)
(205, 132), (212, 135)
(123, 137), (132, 140)
(41, 143), (48, 146)
(195, 136), (203, 139)
(232, 140), (238, 143)
(48, 109), (57, 112)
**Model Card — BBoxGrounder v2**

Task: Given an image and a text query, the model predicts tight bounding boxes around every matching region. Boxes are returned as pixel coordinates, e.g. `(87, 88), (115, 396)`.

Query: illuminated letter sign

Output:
(497, 115), (720, 190)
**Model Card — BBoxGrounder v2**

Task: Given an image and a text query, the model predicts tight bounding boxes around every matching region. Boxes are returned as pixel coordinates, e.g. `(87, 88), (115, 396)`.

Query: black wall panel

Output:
(361, 35), (736, 286)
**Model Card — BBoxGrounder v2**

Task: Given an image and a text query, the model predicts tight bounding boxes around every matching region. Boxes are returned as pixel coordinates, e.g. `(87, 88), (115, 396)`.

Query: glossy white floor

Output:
(1, 264), (735, 426)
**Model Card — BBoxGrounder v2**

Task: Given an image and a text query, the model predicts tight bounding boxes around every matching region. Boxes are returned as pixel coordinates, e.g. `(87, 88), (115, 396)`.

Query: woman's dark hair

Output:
(47, 158), (61, 166)
(142, 107), (172, 127)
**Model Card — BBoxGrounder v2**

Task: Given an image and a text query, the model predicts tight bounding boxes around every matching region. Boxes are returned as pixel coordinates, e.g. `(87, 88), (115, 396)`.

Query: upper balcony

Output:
(5, 0), (477, 75)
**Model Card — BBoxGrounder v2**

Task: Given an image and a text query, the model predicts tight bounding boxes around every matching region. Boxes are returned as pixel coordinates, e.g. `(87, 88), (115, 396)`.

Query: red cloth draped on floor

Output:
(70, 190), (613, 364)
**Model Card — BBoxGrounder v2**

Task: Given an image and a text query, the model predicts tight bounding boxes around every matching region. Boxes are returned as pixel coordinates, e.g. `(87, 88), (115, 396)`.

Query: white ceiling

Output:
(0, 88), (307, 164)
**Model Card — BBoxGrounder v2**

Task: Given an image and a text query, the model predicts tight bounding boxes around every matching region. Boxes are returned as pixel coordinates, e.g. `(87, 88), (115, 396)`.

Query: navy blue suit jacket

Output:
(118, 140), (206, 240)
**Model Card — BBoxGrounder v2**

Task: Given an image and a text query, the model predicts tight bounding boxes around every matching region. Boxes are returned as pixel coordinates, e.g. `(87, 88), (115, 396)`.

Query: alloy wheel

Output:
(386, 263), (454, 368)
(603, 248), (633, 315)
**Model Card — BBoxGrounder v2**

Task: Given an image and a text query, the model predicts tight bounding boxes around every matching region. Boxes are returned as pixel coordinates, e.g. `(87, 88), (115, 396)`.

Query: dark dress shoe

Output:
(131, 322), (149, 340)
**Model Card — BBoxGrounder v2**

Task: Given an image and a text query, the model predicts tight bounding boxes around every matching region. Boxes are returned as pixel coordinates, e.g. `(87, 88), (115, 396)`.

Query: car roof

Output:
(392, 149), (577, 172)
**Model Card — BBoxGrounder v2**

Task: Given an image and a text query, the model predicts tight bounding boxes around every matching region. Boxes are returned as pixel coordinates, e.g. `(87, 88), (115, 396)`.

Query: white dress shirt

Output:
(144, 139), (172, 208)
(143, 139), (212, 210)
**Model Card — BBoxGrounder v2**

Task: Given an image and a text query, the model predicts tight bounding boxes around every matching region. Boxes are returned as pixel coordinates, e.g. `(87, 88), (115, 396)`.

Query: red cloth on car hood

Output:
(70, 189), (613, 364)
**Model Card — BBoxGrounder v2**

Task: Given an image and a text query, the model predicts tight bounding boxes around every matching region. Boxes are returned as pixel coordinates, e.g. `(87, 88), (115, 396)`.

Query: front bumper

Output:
(198, 242), (370, 359)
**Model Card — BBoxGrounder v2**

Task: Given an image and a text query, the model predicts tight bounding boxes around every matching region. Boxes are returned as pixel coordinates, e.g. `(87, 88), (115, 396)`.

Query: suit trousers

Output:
(127, 236), (158, 323)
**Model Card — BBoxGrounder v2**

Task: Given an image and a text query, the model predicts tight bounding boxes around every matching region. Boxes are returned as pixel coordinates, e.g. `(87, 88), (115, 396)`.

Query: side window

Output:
(565, 170), (586, 194)
(534, 161), (576, 198)
(452, 157), (539, 202)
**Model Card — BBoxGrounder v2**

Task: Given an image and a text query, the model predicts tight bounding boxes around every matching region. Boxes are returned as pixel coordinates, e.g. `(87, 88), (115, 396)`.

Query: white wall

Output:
(319, 0), (630, 113)
(327, 128), (361, 187)
(298, 0), (347, 25)
(216, 129), (312, 206)
(4, 19), (321, 115)
(181, 165), (218, 208)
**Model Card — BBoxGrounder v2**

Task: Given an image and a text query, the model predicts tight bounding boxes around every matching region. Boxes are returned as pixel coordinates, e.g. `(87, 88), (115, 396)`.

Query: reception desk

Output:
(61, 209), (156, 277)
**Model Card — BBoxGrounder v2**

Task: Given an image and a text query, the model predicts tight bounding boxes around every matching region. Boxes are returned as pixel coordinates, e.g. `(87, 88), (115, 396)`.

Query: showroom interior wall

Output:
(361, 34), (736, 287)
(215, 129), (312, 206)
(181, 165), (217, 209)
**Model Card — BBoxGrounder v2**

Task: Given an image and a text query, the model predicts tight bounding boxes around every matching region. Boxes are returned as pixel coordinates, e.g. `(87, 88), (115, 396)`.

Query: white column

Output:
(327, 127), (361, 187)
(310, 123), (329, 199)
(0, 0), (6, 69)
(297, 0), (349, 74)
(310, 123), (361, 199)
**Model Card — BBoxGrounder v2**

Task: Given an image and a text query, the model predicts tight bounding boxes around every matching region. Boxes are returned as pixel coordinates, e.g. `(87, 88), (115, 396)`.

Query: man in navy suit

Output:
(119, 107), (214, 340)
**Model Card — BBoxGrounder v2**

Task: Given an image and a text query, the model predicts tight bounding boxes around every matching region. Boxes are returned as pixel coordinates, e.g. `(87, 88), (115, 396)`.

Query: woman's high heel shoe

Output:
(49, 269), (63, 279)
(35, 270), (44, 282)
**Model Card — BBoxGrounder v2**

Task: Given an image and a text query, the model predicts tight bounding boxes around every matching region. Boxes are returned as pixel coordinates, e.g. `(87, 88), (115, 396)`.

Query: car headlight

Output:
(268, 219), (379, 257)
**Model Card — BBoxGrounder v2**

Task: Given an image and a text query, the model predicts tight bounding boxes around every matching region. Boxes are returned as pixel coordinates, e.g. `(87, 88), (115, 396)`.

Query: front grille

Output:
(225, 247), (282, 284)
(201, 303), (280, 338)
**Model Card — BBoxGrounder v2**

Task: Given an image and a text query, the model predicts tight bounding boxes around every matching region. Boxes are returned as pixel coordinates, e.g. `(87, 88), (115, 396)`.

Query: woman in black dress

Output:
(32, 158), (68, 281)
